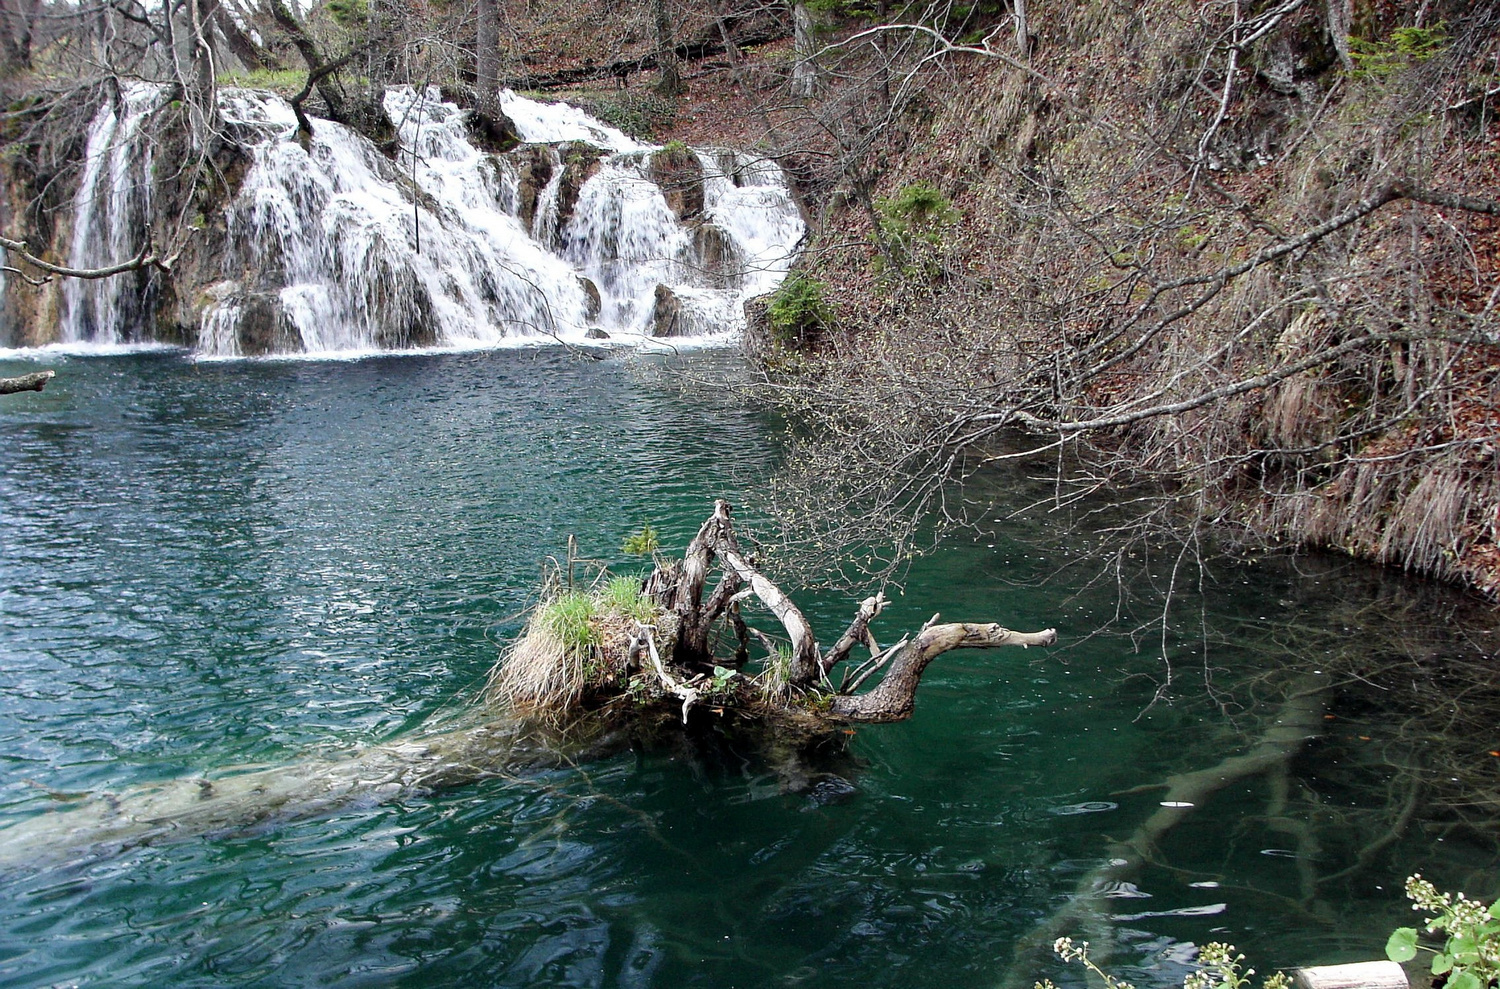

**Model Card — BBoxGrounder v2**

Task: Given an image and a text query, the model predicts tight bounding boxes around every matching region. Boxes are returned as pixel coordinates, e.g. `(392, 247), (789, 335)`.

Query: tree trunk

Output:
(1327, 0), (1353, 73)
(652, 0), (683, 97)
(0, 0), (33, 71)
(476, 0), (500, 97)
(790, 2), (818, 97)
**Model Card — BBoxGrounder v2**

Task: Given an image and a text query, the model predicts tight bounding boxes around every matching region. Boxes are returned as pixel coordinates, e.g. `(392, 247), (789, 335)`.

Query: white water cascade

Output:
(57, 86), (805, 356)
(59, 83), (164, 345)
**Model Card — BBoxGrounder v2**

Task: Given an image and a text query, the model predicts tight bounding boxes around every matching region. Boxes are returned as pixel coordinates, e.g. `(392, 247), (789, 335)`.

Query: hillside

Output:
(628, 0), (1500, 599)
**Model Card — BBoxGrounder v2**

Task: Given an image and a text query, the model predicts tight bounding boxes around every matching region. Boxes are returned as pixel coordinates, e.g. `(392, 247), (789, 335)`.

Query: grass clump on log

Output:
(485, 576), (659, 719)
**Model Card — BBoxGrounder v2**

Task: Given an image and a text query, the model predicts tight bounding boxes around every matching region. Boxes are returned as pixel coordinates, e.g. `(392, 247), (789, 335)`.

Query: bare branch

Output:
(0, 235), (160, 280)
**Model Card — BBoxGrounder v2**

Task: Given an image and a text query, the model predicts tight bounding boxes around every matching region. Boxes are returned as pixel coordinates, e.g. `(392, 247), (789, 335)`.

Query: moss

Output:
(217, 69), (312, 95)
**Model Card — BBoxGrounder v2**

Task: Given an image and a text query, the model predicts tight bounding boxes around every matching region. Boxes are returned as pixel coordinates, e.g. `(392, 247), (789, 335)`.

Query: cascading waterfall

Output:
(59, 83), (164, 344)
(56, 84), (804, 356)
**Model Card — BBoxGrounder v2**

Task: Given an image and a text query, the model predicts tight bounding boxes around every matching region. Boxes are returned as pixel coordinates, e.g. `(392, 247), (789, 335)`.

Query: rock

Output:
(648, 146), (705, 221)
(235, 291), (304, 355)
(715, 149), (743, 187)
(651, 283), (685, 337)
(742, 292), (774, 358)
(577, 275), (602, 322)
(585, 327), (610, 340)
(554, 142), (606, 234)
(364, 260), (438, 350)
(690, 222), (741, 289)
(510, 145), (555, 229)
(463, 107), (521, 154)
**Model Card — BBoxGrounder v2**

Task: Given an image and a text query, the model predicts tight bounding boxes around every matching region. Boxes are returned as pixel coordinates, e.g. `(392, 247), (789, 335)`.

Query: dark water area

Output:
(0, 349), (1495, 989)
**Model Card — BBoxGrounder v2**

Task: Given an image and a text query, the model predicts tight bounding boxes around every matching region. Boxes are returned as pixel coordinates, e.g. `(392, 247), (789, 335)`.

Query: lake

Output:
(0, 348), (1494, 989)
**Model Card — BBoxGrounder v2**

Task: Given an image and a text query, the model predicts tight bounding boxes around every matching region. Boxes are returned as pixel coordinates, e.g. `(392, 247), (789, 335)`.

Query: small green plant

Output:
(621, 524), (660, 556)
(1386, 875), (1500, 989)
(1038, 938), (1289, 989)
(708, 664), (739, 695)
(872, 181), (959, 278)
(767, 273), (834, 344)
(1350, 23), (1448, 77)
(878, 181), (959, 234)
(567, 92), (678, 140)
(325, 0), (368, 27)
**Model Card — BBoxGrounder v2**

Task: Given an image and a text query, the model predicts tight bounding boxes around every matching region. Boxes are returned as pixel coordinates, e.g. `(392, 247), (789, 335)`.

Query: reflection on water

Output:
(0, 349), (1496, 989)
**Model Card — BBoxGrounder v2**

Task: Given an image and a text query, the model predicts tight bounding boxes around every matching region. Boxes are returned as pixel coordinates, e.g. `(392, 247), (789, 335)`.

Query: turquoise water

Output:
(0, 349), (1495, 988)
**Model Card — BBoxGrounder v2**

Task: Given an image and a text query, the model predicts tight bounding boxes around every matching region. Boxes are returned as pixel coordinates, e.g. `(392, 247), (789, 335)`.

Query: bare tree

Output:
(747, 0), (1500, 610)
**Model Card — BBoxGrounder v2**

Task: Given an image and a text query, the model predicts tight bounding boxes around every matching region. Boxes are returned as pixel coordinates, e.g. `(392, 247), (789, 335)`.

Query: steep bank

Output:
(753, 0), (1500, 597)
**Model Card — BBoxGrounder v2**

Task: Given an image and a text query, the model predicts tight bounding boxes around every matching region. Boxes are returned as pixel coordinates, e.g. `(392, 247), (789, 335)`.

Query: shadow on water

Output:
(0, 348), (1497, 989)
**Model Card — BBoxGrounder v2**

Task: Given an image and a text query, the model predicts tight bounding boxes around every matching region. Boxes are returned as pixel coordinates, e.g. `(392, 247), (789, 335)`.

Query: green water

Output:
(0, 349), (1495, 989)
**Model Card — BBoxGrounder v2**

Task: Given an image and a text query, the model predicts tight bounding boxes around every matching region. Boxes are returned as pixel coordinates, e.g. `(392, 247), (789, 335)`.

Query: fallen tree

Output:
(0, 500), (1054, 869)
(486, 499), (1057, 730)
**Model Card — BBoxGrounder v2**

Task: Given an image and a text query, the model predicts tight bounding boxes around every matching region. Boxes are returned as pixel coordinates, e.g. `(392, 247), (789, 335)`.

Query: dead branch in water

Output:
(0, 370), (55, 394)
(485, 500), (1057, 728)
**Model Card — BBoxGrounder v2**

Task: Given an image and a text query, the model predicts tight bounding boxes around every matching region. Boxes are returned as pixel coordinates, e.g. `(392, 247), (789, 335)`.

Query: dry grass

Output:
(482, 576), (661, 719)
(485, 624), (587, 714)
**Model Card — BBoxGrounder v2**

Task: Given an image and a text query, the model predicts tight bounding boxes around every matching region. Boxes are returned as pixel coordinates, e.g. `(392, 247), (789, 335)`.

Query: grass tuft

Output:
(485, 573), (661, 717)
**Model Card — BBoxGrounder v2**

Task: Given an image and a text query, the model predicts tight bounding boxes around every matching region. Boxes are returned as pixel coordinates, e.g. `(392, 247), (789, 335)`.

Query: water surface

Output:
(0, 350), (1494, 988)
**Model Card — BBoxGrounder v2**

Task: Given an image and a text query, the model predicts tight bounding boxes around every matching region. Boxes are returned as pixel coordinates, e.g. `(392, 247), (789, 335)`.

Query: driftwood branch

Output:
(630, 621), (701, 723)
(832, 620), (1057, 722)
(0, 370), (55, 394)
(701, 500), (822, 686)
(823, 592), (887, 674)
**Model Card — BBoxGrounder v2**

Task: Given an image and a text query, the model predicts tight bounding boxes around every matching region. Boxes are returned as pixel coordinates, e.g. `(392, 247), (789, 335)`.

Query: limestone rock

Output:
(652, 283), (685, 337)
(510, 146), (555, 229)
(690, 222), (741, 290)
(577, 275), (602, 322)
(648, 146), (705, 221)
(555, 143), (606, 234)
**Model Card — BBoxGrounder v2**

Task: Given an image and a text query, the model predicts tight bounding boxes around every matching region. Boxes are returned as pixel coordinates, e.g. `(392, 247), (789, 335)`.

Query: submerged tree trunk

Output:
(0, 370), (54, 394)
(0, 502), (1055, 869)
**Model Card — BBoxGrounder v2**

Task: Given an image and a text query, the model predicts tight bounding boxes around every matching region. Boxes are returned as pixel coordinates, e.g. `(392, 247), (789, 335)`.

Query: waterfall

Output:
(59, 83), (163, 344)
(55, 85), (804, 356)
